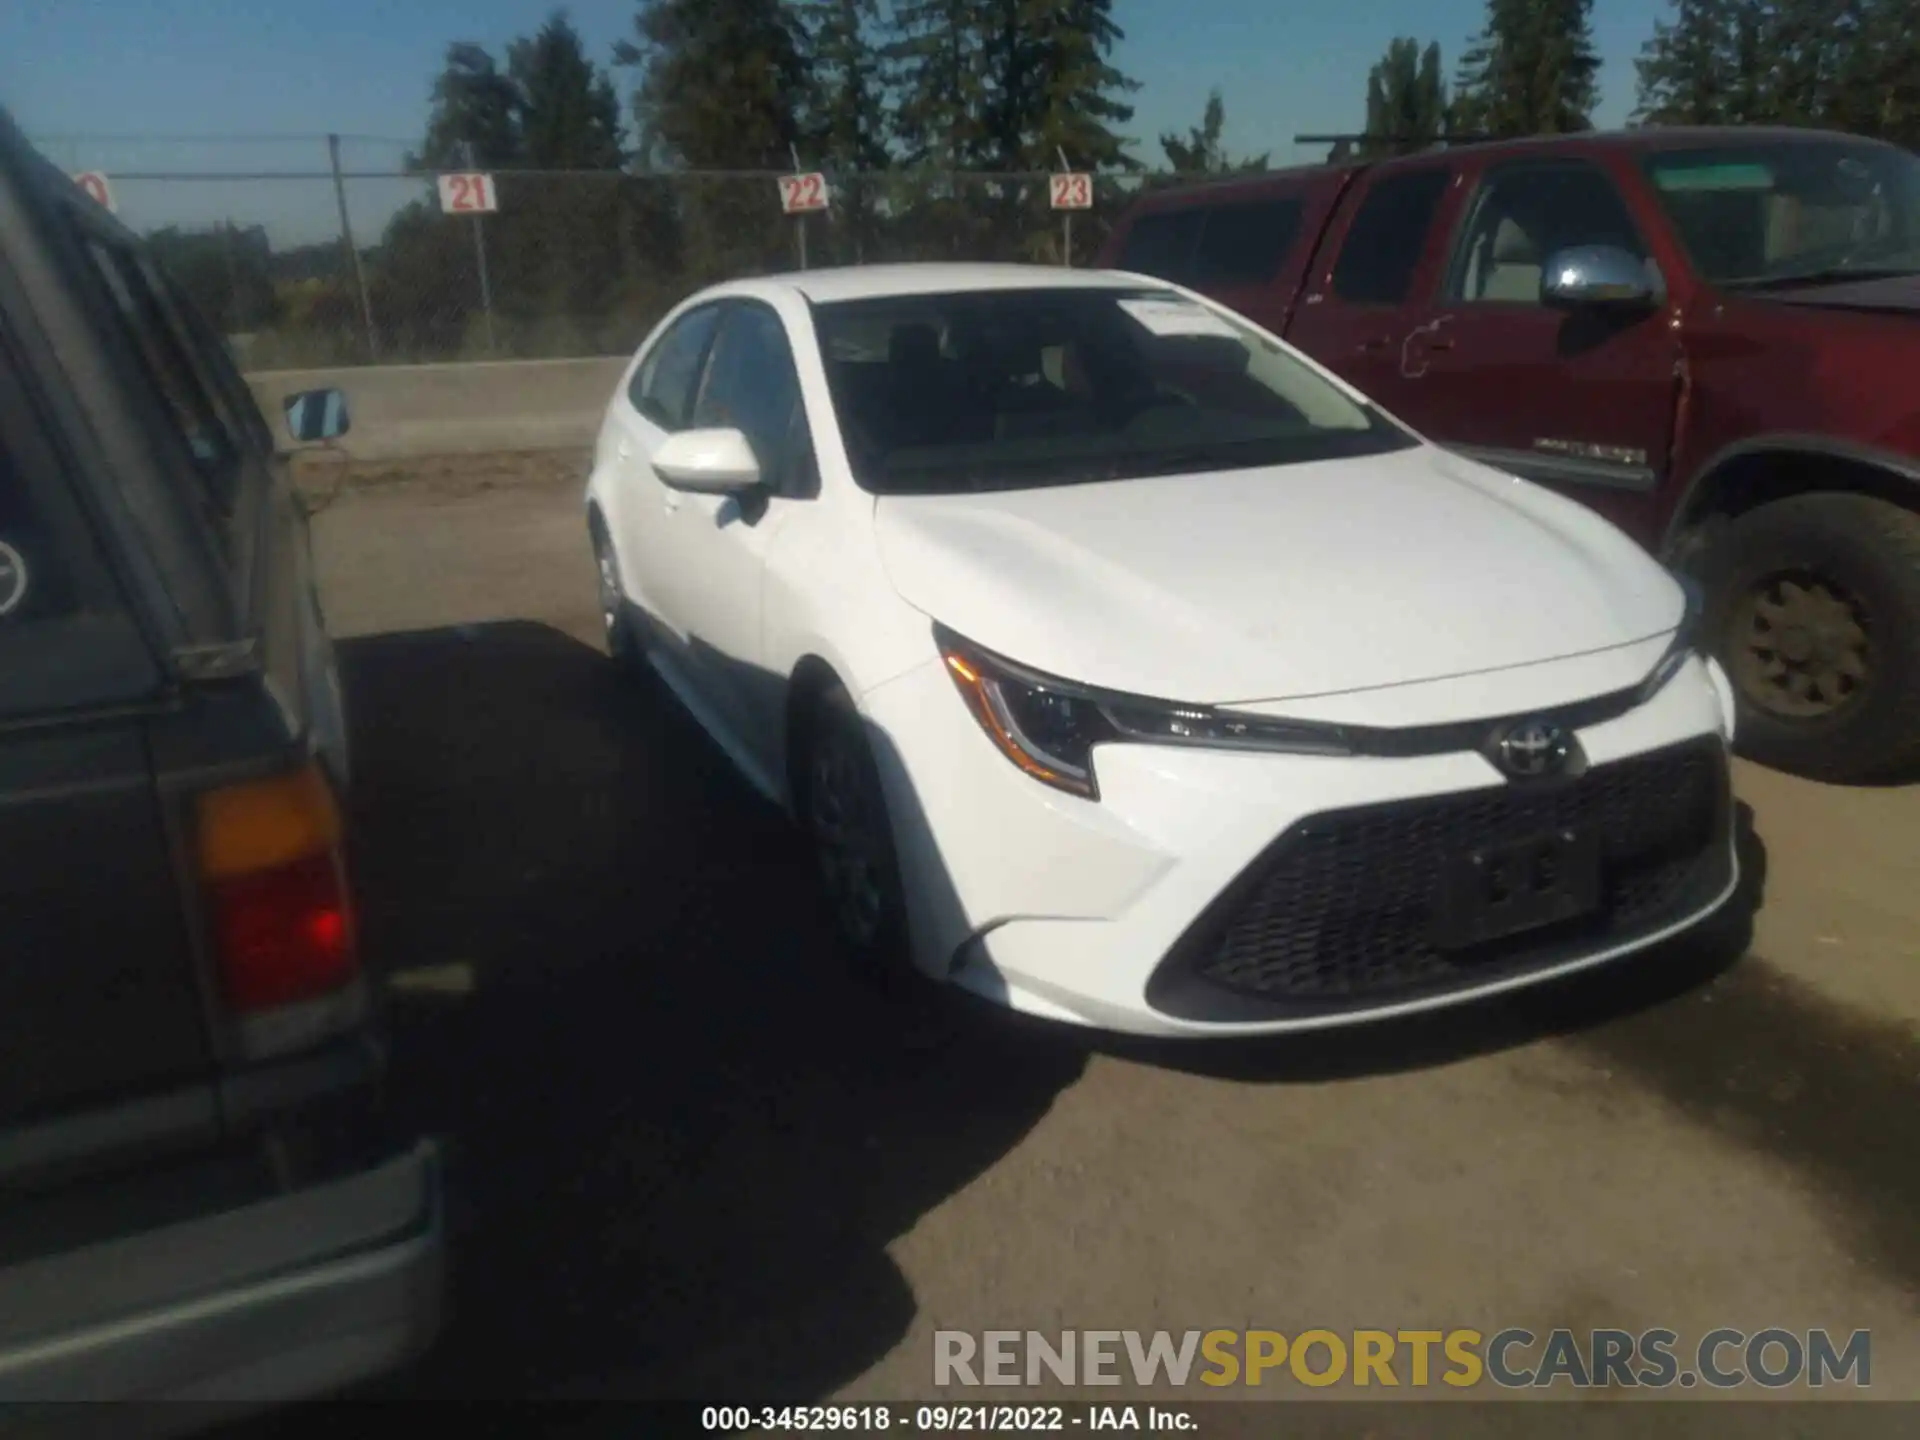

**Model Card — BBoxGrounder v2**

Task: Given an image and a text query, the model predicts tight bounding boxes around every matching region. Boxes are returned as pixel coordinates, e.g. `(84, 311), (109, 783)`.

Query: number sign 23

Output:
(437, 173), (500, 215)
(1050, 173), (1093, 211)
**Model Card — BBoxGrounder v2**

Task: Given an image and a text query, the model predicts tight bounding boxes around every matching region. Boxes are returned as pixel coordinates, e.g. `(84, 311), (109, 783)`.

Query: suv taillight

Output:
(195, 763), (361, 1041)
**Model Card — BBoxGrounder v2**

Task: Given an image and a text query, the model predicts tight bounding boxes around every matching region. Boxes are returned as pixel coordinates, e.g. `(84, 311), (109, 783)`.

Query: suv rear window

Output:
(0, 340), (160, 717)
(1119, 196), (1302, 287)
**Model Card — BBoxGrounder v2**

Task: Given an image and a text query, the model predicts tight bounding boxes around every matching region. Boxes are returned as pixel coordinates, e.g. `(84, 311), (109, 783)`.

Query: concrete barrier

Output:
(246, 357), (629, 461)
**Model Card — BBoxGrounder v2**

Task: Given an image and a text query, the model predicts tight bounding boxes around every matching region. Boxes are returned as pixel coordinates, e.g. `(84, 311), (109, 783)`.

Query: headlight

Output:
(934, 625), (1350, 800)
(1636, 572), (1707, 702)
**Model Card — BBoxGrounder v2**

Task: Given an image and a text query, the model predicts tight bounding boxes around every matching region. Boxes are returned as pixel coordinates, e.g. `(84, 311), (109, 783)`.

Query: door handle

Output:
(1425, 337), (1456, 352)
(1358, 336), (1391, 354)
(663, 490), (681, 514)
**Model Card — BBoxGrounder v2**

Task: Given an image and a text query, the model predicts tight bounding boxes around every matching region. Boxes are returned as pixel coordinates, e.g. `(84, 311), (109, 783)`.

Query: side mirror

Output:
(284, 388), (351, 444)
(652, 428), (763, 494)
(1541, 246), (1661, 310)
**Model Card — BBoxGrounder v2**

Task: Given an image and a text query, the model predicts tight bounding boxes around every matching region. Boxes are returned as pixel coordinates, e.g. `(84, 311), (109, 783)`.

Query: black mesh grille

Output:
(1148, 738), (1732, 1021)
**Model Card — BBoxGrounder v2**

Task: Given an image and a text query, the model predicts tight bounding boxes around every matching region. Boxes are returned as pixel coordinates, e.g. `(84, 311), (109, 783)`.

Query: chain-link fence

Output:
(44, 136), (1204, 369)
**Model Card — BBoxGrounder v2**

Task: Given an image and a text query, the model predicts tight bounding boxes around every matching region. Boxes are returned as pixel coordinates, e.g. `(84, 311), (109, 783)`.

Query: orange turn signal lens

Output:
(195, 762), (342, 883)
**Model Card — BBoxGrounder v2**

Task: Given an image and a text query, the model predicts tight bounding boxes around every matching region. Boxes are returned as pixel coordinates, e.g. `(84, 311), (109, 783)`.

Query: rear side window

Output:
(630, 304), (721, 430)
(1118, 210), (1206, 282)
(1331, 169), (1452, 305)
(0, 341), (160, 717)
(1190, 198), (1305, 285)
(81, 240), (243, 521)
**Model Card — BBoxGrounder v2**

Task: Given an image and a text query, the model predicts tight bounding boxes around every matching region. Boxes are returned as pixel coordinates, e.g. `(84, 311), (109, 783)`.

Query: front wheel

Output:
(590, 525), (637, 663)
(1703, 493), (1920, 782)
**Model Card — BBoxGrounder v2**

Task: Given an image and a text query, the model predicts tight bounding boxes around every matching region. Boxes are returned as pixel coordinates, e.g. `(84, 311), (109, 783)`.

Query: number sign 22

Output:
(437, 173), (499, 215)
(778, 173), (830, 214)
(1050, 173), (1093, 210)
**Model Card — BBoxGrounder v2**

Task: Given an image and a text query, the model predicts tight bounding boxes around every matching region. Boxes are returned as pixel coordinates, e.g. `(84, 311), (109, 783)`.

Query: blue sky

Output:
(0, 0), (1671, 242)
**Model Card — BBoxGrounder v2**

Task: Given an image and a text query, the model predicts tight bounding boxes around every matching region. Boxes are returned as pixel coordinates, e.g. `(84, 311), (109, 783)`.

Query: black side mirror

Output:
(284, 388), (351, 444)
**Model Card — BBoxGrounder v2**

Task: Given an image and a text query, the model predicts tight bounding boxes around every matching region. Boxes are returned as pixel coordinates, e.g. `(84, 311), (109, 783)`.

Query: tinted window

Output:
(815, 287), (1412, 497)
(0, 342), (160, 717)
(81, 240), (243, 518)
(1118, 210), (1205, 282)
(1448, 162), (1647, 303)
(1191, 198), (1304, 286)
(1332, 169), (1451, 304)
(690, 305), (811, 496)
(631, 304), (721, 429)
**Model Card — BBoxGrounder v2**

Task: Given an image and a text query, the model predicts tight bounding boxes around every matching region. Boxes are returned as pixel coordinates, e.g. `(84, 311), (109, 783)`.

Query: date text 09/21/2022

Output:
(702, 1405), (1195, 1432)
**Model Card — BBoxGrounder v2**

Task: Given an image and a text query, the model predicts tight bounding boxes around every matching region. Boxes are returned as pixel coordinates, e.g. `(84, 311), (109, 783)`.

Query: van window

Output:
(1120, 198), (1304, 288)
(1447, 161), (1647, 303)
(81, 238), (244, 526)
(0, 340), (160, 717)
(1191, 198), (1305, 286)
(1118, 210), (1206, 282)
(1332, 169), (1451, 304)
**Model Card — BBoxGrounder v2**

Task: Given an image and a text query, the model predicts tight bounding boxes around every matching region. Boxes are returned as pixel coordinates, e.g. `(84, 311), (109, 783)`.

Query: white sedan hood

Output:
(872, 445), (1684, 704)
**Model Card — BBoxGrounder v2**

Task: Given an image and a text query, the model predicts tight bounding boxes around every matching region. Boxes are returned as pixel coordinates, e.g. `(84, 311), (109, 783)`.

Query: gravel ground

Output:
(299, 453), (1920, 1424)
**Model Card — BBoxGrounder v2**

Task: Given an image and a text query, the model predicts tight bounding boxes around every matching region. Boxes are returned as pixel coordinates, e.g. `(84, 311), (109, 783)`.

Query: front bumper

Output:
(861, 654), (1741, 1037)
(0, 1140), (443, 1405)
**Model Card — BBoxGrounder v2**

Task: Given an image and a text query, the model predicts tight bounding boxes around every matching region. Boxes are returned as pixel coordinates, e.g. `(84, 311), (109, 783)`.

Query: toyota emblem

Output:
(1494, 718), (1571, 778)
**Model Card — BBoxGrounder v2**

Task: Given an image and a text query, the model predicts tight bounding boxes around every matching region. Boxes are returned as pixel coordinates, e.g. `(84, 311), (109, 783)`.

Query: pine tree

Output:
(618, 0), (809, 280)
(413, 43), (524, 170)
(1361, 38), (1449, 155)
(1452, 0), (1601, 137)
(797, 0), (891, 261)
(511, 12), (627, 169)
(886, 0), (991, 170)
(1634, 0), (1919, 143)
(502, 12), (660, 352)
(1160, 91), (1268, 174)
(1017, 0), (1139, 174)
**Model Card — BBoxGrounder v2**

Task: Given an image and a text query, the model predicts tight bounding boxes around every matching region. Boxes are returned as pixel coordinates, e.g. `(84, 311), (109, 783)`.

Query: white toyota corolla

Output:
(585, 263), (1744, 1037)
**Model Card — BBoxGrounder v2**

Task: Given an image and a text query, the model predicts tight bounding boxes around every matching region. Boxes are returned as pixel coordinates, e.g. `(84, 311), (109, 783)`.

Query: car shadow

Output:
(327, 621), (1086, 1406)
(1102, 803), (1769, 1085)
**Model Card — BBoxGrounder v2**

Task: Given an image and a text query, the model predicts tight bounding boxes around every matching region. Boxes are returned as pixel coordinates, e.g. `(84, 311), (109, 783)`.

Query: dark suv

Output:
(0, 109), (440, 1401)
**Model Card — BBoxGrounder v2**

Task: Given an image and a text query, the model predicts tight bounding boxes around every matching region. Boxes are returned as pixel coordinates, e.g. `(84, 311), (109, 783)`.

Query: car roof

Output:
(1132, 124), (1886, 211)
(705, 263), (1165, 306)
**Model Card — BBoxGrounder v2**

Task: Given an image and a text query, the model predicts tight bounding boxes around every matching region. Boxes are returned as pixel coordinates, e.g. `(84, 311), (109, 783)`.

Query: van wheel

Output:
(1703, 493), (1920, 782)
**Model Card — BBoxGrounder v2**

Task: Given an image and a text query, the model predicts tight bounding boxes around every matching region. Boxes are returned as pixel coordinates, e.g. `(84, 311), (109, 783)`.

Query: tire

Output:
(795, 683), (926, 1003)
(590, 522), (638, 664)
(1702, 493), (1920, 783)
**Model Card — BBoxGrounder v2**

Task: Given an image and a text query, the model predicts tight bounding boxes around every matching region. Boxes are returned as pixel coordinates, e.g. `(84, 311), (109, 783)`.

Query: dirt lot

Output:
(305, 455), (1919, 1420)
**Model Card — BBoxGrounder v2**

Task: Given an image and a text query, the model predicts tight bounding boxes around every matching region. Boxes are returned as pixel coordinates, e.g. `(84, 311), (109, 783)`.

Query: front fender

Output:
(1663, 432), (1920, 555)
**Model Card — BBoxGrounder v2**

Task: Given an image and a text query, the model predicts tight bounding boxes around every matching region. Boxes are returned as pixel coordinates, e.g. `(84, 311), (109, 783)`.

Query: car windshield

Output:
(811, 287), (1414, 495)
(1643, 140), (1920, 289)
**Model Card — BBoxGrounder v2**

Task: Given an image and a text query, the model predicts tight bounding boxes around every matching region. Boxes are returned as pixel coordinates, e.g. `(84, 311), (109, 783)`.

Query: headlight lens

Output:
(935, 625), (1350, 800)
(1637, 572), (1707, 702)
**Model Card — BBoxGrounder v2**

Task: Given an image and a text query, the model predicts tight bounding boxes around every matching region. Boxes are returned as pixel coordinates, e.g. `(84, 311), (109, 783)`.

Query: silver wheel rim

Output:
(596, 545), (622, 645)
(810, 732), (885, 947)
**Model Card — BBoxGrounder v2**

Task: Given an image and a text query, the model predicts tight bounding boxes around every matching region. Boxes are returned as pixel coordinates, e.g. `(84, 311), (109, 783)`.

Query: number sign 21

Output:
(437, 173), (500, 215)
